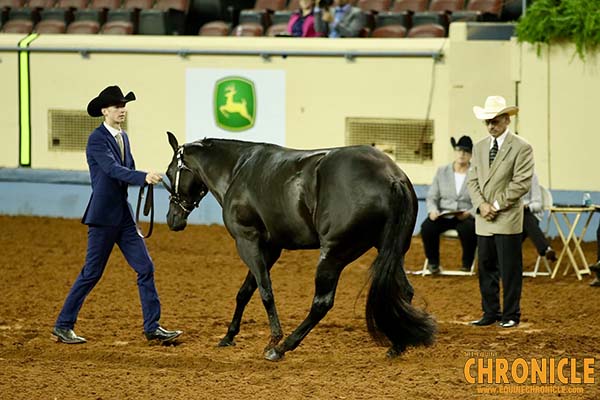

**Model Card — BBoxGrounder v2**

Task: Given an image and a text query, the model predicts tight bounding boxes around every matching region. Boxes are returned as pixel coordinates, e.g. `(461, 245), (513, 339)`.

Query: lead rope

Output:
(135, 183), (155, 238)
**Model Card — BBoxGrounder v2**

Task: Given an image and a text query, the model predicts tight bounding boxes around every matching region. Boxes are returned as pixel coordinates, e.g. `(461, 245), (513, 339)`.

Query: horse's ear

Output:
(167, 131), (179, 152)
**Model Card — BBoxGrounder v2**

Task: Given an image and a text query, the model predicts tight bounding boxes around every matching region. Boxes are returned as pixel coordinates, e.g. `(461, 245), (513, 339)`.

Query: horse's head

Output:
(164, 131), (208, 231)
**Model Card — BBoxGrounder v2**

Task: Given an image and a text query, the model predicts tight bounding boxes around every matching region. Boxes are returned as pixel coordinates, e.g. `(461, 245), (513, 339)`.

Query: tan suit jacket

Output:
(467, 131), (534, 236)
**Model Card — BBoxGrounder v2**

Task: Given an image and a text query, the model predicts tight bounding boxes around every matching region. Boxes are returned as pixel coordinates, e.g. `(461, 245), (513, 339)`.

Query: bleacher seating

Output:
(34, 17), (65, 31)
(198, 19), (230, 35)
(265, 20), (286, 36)
(6, 0), (56, 26)
(411, 10), (447, 34)
(40, 0), (88, 25)
(392, 0), (427, 12)
(266, 0), (303, 36)
(407, 22), (445, 37)
(357, 0), (391, 31)
(1, 0), (26, 27)
(0, 0), (522, 36)
(106, 0), (153, 34)
(237, 0), (285, 32)
(371, 23), (406, 37)
(67, 18), (99, 32)
(100, 18), (134, 33)
(73, 0), (120, 26)
(428, 0), (464, 12)
(451, 0), (502, 22)
(375, 11), (410, 31)
(1, 16), (32, 31)
(138, 0), (188, 35)
(231, 20), (262, 36)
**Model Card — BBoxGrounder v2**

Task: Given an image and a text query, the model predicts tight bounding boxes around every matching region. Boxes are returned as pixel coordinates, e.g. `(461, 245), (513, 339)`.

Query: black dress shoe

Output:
(145, 326), (183, 342)
(589, 261), (600, 273)
(544, 247), (557, 262)
(470, 316), (500, 326)
(52, 327), (87, 344)
(590, 277), (600, 287)
(499, 320), (519, 328)
(427, 263), (440, 275)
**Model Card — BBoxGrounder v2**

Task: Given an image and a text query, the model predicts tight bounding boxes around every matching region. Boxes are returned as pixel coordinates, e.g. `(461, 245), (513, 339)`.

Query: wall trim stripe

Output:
(18, 33), (39, 167)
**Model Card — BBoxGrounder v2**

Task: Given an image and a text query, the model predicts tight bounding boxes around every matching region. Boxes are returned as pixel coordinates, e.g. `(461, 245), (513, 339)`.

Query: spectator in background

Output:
(421, 136), (477, 275)
(521, 173), (557, 261)
(287, 0), (322, 37)
(588, 221), (600, 287)
(314, 0), (366, 38)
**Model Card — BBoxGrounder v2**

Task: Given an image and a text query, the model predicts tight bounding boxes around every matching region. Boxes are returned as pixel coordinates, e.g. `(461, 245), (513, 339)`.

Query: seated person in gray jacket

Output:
(314, 0), (366, 38)
(421, 136), (477, 274)
(521, 173), (556, 261)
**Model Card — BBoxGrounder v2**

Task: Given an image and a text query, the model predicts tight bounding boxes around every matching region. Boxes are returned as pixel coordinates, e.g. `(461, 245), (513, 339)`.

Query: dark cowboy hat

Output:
(87, 85), (136, 117)
(450, 135), (473, 152)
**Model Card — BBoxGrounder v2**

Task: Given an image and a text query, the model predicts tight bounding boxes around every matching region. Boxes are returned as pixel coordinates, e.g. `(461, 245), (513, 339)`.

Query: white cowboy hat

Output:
(473, 96), (518, 120)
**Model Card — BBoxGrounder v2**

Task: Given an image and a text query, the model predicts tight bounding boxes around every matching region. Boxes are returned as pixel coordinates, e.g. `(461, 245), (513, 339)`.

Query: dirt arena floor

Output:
(0, 215), (599, 399)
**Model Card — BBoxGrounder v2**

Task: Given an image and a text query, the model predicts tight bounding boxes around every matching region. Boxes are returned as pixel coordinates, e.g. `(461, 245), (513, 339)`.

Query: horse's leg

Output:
(218, 270), (256, 347)
(218, 244), (280, 347)
(233, 239), (284, 355)
(265, 246), (366, 361)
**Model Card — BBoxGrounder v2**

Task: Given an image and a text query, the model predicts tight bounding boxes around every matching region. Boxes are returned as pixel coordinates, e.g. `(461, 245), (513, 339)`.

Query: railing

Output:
(0, 46), (444, 60)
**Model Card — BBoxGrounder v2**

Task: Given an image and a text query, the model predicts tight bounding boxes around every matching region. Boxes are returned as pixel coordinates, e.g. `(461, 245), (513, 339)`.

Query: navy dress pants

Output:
(55, 217), (161, 333)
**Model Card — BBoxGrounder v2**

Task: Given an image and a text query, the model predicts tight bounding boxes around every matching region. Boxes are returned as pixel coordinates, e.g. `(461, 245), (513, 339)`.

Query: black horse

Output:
(164, 132), (436, 361)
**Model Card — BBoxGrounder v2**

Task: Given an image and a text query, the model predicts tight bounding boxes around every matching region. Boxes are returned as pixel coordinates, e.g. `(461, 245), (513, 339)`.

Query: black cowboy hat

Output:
(450, 135), (473, 152)
(87, 85), (136, 117)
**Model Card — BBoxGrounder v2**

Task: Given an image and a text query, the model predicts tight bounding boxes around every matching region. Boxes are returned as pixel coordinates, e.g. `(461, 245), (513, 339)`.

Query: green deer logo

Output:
(214, 77), (256, 131)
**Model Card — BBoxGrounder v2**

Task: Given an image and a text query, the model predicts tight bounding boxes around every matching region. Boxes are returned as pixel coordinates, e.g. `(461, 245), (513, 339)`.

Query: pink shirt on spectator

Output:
(287, 12), (322, 37)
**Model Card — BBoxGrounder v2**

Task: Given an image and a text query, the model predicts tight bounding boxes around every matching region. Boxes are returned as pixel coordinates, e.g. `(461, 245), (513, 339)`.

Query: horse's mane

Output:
(189, 138), (284, 150)
(187, 138), (345, 157)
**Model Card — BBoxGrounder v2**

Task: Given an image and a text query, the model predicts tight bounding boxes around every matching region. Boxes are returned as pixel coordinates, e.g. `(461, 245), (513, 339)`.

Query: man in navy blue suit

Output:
(52, 86), (182, 344)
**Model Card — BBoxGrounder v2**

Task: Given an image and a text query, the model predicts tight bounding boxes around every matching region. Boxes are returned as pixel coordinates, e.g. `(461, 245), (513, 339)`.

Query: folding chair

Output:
(414, 229), (476, 276)
(523, 186), (553, 277)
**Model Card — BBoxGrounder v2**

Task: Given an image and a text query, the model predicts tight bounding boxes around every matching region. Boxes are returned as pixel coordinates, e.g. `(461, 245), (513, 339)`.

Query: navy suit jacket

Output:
(82, 123), (147, 227)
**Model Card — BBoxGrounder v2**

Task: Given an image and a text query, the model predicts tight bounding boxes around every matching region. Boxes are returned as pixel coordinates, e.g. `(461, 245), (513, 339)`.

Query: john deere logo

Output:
(214, 77), (256, 132)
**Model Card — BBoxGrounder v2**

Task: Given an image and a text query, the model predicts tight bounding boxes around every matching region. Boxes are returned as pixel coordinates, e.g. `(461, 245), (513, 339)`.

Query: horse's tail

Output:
(366, 179), (436, 352)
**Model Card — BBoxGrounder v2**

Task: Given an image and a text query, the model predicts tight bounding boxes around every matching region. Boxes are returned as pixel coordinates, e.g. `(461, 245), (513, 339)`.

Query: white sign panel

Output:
(186, 68), (286, 145)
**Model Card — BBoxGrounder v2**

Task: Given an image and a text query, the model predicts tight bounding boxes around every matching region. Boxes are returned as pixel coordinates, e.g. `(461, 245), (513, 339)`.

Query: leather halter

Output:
(167, 146), (204, 214)
(135, 147), (205, 237)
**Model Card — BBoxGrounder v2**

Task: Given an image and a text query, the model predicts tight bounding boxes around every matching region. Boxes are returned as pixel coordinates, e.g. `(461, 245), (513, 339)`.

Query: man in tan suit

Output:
(467, 96), (534, 328)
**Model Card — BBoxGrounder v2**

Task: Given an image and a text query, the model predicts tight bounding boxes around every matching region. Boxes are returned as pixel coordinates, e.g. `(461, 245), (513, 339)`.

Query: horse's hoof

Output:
(386, 345), (405, 358)
(264, 347), (284, 362)
(218, 337), (236, 347)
